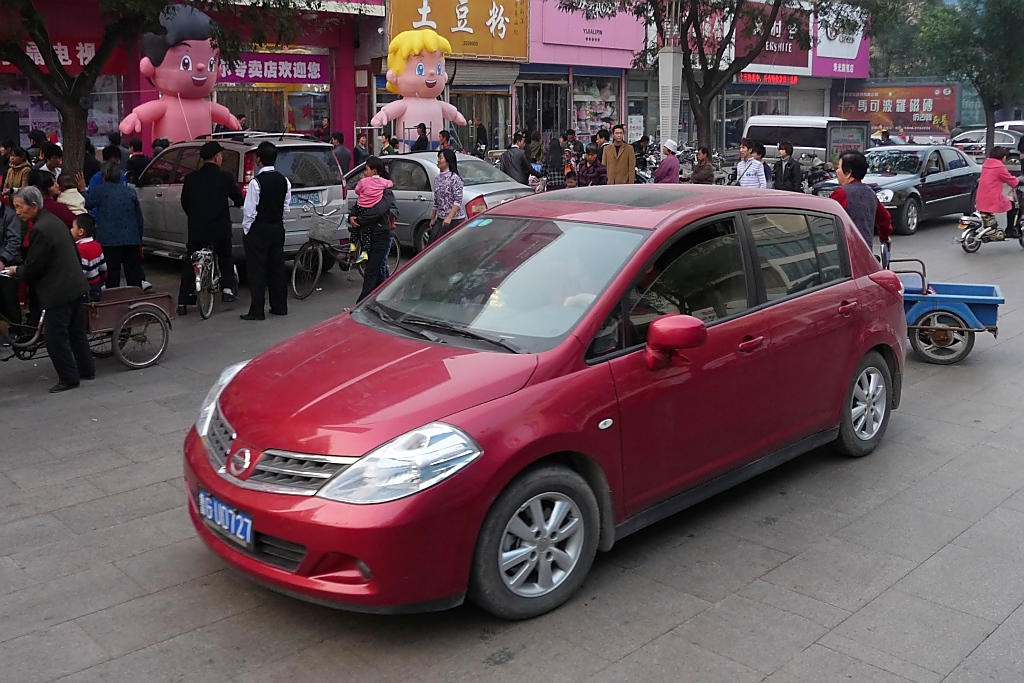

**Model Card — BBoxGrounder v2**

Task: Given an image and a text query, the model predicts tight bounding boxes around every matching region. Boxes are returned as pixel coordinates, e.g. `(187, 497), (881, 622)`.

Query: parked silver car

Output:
(344, 152), (533, 251)
(134, 132), (347, 262)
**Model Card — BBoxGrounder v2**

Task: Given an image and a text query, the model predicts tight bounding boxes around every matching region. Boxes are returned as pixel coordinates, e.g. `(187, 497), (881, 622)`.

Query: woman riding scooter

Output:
(977, 146), (1020, 236)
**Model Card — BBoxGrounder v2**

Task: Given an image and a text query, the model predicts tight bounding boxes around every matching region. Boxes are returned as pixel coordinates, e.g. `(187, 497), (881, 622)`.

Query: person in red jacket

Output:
(830, 151), (893, 249)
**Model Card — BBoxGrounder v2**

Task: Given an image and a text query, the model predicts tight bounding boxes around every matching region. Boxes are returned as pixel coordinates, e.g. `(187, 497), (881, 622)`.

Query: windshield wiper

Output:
(364, 303), (443, 343)
(399, 317), (520, 353)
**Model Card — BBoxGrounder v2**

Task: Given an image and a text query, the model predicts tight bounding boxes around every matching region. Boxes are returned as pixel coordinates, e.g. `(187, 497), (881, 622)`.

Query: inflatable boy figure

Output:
(120, 5), (239, 142)
(370, 29), (467, 146)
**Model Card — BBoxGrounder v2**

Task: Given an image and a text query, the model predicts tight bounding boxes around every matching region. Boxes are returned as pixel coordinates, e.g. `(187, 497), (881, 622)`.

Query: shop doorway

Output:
(451, 91), (511, 153)
(216, 89), (285, 133)
(516, 82), (568, 148)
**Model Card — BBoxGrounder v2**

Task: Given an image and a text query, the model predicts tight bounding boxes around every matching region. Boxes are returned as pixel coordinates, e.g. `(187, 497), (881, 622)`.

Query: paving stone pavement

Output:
(3, 217), (1024, 683)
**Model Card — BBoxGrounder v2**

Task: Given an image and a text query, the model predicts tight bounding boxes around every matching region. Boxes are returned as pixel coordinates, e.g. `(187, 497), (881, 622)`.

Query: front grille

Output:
(253, 532), (307, 572)
(205, 404), (235, 471)
(248, 450), (356, 494)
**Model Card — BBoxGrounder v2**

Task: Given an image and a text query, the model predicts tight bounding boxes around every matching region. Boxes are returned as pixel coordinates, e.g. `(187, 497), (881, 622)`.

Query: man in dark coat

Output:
(240, 142), (291, 320)
(3, 186), (93, 392)
(330, 132), (351, 173)
(500, 132), (532, 185)
(177, 141), (244, 314)
(125, 138), (151, 184)
(0, 201), (22, 325)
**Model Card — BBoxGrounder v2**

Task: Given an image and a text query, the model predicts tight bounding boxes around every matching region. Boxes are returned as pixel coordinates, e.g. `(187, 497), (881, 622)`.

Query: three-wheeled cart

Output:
(891, 258), (1003, 365)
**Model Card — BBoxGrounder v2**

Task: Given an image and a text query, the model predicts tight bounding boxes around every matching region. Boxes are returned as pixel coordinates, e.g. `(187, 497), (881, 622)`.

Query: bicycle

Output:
(291, 205), (400, 300)
(191, 245), (221, 320)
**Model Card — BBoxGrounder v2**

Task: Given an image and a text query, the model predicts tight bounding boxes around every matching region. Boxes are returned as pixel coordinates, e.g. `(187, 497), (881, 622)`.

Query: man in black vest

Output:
(177, 141), (244, 315)
(240, 142), (291, 320)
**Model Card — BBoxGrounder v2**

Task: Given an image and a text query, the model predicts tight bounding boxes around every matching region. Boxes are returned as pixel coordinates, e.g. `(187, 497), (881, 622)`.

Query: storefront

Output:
(213, 50), (332, 135)
(522, 0), (645, 146)
(0, 0), (380, 151)
(382, 0), (528, 151)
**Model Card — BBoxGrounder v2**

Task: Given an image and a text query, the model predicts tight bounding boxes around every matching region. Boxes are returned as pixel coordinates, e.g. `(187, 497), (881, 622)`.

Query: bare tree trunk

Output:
(983, 100), (997, 156)
(693, 95), (714, 150)
(59, 105), (89, 176)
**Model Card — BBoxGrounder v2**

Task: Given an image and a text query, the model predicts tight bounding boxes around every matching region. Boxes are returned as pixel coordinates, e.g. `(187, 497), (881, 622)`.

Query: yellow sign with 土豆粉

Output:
(388, 0), (529, 62)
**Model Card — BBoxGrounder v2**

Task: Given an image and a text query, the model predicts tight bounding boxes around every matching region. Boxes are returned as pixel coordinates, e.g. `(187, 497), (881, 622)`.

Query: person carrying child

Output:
(57, 173), (88, 215)
(349, 157), (395, 265)
(70, 214), (107, 302)
(348, 157), (398, 302)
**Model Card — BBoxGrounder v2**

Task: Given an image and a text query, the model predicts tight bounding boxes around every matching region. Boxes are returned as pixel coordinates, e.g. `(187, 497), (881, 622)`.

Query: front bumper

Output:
(183, 429), (481, 613)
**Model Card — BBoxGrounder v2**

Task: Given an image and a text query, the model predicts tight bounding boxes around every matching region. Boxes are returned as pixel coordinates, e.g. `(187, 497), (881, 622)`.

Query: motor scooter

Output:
(956, 186), (1024, 253)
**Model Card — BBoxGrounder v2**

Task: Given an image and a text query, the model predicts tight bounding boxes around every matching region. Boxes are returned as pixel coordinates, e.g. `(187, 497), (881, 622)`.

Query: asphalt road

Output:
(2, 213), (1024, 682)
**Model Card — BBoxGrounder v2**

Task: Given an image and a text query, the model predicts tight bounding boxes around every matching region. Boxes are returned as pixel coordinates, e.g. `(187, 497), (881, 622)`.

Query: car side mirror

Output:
(645, 315), (707, 370)
(925, 166), (940, 176)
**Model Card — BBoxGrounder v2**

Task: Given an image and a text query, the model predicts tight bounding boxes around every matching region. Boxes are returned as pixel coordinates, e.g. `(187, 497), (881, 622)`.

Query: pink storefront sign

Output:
(219, 53), (330, 84)
(531, 0), (644, 67)
(811, 17), (869, 78)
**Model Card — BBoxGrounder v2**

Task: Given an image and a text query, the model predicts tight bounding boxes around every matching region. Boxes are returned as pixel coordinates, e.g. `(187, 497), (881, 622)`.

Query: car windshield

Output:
(865, 150), (922, 174)
(368, 217), (648, 353)
(458, 159), (514, 186)
(273, 147), (343, 189)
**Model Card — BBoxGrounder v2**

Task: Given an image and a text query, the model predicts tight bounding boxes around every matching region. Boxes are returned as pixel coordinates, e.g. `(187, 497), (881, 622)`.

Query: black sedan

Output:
(811, 145), (980, 235)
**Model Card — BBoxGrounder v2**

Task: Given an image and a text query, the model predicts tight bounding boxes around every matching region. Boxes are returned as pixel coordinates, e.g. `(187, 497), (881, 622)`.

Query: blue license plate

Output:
(198, 490), (253, 548)
(291, 191), (322, 207)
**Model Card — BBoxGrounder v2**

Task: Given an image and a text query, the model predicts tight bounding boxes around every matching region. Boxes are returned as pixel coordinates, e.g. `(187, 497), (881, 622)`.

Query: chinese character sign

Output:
(389, 0), (529, 61)
(736, 7), (811, 71)
(219, 53), (330, 85)
(832, 85), (958, 134)
(120, 5), (239, 143)
(0, 38), (125, 75)
(370, 29), (467, 144)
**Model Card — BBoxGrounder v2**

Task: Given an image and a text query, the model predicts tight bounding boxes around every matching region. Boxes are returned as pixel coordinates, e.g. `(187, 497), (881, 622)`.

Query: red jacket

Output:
(831, 181), (893, 244)
(976, 158), (1019, 213)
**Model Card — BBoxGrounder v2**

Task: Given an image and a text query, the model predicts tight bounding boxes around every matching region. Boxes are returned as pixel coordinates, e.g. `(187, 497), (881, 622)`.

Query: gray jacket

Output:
(501, 146), (532, 185)
(0, 204), (21, 267)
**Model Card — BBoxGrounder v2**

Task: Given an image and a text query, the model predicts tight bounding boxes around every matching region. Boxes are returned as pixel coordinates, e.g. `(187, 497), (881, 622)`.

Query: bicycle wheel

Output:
(113, 306), (170, 369)
(291, 241), (323, 299)
(197, 261), (215, 320)
(386, 234), (401, 276)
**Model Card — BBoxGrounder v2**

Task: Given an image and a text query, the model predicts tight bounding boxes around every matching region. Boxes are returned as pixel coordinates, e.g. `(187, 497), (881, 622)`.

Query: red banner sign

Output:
(738, 72), (799, 85)
(736, 6), (811, 70)
(0, 38), (126, 75)
(832, 85), (959, 134)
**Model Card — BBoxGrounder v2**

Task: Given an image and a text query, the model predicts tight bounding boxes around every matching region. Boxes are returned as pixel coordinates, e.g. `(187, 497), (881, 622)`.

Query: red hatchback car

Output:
(184, 185), (906, 620)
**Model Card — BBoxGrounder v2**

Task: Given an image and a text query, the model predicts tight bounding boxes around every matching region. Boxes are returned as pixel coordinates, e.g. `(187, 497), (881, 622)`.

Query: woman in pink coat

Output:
(976, 146), (1020, 220)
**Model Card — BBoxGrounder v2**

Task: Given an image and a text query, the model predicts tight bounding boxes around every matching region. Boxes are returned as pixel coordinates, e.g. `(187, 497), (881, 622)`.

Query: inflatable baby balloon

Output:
(370, 29), (467, 148)
(120, 5), (239, 143)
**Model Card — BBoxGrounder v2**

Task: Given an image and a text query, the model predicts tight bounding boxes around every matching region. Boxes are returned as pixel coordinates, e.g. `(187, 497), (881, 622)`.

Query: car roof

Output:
(869, 146), (930, 153)
(395, 152), (489, 163)
(745, 115), (845, 128)
(487, 185), (844, 231)
(165, 132), (333, 150)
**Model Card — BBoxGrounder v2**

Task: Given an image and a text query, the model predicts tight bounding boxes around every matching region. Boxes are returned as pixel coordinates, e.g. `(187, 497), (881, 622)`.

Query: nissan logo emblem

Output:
(228, 448), (251, 477)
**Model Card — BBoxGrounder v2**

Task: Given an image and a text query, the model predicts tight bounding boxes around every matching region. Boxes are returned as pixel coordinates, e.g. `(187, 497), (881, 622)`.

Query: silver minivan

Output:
(134, 132), (346, 263)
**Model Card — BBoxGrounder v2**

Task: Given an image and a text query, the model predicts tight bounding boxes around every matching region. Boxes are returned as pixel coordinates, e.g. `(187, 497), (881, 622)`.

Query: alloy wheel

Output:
(851, 367), (887, 441)
(498, 492), (585, 598)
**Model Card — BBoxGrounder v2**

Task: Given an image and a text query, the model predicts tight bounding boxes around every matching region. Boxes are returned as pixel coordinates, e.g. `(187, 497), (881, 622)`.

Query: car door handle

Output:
(839, 300), (859, 317)
(415, 195), (430, 201)
(737, 335), (765, 353)
(155, 193), (163, 198)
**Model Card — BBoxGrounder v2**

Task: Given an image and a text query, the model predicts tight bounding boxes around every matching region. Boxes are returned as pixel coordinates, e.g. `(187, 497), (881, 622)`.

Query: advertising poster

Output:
(833, 85), (958, 134)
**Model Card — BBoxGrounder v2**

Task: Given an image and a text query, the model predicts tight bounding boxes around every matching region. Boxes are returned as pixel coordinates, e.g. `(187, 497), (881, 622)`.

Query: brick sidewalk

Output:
(2, 222), (1024, 683)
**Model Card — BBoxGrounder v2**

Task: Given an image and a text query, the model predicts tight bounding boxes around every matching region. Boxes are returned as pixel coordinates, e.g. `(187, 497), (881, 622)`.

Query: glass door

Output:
(516, 82), (568, 148)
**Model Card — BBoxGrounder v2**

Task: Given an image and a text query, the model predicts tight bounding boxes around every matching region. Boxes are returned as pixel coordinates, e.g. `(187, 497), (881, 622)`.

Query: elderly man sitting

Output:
(2, 186), (94, 393)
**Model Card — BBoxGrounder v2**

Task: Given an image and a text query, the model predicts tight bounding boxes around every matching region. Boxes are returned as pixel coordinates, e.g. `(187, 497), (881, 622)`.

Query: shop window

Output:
(573, 76), (619, 139)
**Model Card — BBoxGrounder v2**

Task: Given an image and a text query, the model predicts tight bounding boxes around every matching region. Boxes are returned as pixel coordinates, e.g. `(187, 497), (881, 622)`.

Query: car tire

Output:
(833, 351), (893, 458)
(894, 198), (920, 236)
(468, 465), (600, 620)
(413, 221), (431, 253)
(967, 189), (977, 214)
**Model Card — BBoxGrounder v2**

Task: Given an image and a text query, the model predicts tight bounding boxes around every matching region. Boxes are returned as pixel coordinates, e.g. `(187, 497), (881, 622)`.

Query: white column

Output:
(658, 43), (683, 144)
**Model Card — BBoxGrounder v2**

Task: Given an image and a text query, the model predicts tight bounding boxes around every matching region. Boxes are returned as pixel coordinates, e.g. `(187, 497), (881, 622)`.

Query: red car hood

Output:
(218, 315), (538, 456)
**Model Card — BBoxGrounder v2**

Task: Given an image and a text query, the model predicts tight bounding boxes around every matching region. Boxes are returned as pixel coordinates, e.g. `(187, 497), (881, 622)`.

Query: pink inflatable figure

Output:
(120, 5), (239, 143)
(370, 29), (467, 147)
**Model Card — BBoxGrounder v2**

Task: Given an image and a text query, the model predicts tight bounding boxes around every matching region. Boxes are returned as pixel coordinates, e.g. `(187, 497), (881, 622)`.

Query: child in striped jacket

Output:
(70, 214), (107, 302)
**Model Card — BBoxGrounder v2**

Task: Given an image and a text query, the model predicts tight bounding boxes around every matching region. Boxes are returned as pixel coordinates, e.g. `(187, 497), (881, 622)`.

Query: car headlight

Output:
(196, 361), (249, 436)
(316, 423), (483, 504)
(876, 189), (894, 203)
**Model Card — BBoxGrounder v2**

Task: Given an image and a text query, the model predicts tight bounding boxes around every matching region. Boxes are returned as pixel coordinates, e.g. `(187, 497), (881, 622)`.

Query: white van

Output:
(743, 115), (846, 162)
(995, 120), (1024, 135)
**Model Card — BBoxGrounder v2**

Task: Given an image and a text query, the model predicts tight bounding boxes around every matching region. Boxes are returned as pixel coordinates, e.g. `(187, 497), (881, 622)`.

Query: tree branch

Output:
(0, 39), (67, 104)
(16, 0), (72, 94)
